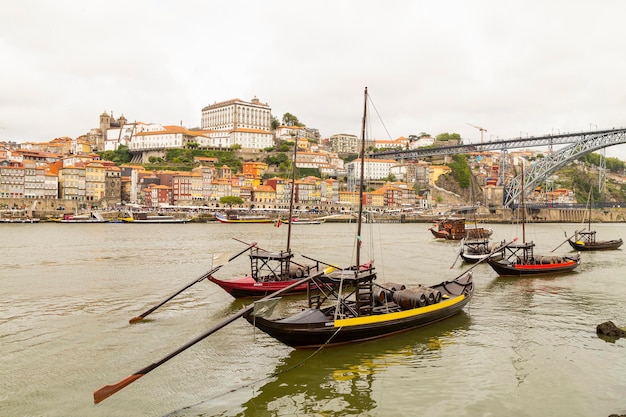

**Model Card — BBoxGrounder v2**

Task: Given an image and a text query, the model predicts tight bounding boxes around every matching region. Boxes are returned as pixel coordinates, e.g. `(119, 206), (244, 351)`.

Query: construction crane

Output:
(466, 123), (487, 144)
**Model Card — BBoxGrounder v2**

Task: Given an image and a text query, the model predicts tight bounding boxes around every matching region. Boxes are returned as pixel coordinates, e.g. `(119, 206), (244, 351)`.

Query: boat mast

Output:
(521, 162), (526, 244)
(356, 87), (367, 268)
(286, 128), (298, 253)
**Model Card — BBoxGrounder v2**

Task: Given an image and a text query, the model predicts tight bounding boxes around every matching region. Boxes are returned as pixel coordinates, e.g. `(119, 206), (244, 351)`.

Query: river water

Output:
(1, 221), (625, 417)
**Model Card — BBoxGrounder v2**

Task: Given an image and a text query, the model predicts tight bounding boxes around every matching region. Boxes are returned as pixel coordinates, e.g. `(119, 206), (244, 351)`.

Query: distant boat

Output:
(459, 238), (502, 264)
(49, 212), (108, 223)
(429, 217), (492, 240)
(283, 216), (324, 225)
(567, 193), (623, 251)
(0, 217), (40, 223)
(488, 163), (580, 276)
(215, 210), (273, 224)
(120, 212), (188, 224)
(568, 230), (623, 251)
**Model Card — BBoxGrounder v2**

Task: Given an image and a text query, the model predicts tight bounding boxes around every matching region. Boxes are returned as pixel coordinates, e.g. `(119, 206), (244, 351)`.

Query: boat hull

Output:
(487, 255), (580, 276)
(567, 238), (623, 251)
(245, 274), (473, 348)
(208, 276), (309, 298)
(215, 213), (273, 224)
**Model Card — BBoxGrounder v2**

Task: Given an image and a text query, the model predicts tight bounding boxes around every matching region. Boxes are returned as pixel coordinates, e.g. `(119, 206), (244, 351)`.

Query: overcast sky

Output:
(2, 1), (626, 158)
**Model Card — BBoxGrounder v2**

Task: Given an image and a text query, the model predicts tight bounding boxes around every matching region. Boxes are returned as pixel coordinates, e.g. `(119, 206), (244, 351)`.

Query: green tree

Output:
(220, 196), (243, 207)
(282, 113), (305, 127)
(448, 154), (471, 188)
(99, 145), (132, 164)
(435, 132), (462, 143)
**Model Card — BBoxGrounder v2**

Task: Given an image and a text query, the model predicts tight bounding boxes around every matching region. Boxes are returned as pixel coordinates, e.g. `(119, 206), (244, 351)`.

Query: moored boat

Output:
(244, 87), (474, 348)
(567, 230), (623, 251)
(566, 194), (623, 251)
(487, 241), (580, 276)
(429, 217), (491, 240)
(460, 238), (502, 264)
(208, 248), (325, 298)
(49, 212), (108, 223)
(120, 212), (188, 223)
(487, 163), (581, 276)
(215, 210), (273, 224)
(283, 216), (324, 225)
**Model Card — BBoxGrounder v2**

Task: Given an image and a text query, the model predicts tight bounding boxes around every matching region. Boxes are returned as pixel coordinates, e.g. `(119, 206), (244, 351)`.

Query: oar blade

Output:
(94, 373), (143, 404)
(129, 316), (143, 324)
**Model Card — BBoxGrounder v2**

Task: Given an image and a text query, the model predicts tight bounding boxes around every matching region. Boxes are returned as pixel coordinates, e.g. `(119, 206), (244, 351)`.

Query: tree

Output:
(436, 132), (462, 143)
(282, 113), (304, 127)
(220, 196), (243, 207)
(99, 145), (132, 164)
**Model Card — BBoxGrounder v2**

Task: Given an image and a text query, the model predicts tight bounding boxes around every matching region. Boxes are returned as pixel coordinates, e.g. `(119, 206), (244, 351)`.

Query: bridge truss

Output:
(369, 128), (626, 207)
(503, 129), (626, 207)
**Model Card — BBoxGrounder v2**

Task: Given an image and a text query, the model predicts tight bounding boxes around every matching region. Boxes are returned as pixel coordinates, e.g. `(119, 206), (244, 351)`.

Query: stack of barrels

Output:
(375, 282), (442, 310)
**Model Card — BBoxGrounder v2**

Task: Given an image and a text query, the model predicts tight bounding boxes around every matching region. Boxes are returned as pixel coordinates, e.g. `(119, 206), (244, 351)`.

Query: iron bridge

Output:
(369, 128), (626, 208)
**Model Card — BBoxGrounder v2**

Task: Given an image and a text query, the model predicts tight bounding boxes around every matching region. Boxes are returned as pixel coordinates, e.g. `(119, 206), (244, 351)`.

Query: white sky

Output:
(2, 0), (626, 158)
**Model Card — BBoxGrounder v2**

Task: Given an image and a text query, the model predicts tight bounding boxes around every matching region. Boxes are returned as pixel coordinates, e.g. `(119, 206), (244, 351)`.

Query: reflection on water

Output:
(168, 314), (471, 417)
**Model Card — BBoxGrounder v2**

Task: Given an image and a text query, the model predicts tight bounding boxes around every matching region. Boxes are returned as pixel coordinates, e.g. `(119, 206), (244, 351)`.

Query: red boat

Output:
(208, 248), (322, 298)
(487, 163), (580, 276)
(487, 241), (580, 276)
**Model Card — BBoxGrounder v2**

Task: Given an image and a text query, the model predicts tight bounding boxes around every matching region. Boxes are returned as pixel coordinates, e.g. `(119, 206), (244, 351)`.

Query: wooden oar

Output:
(129, 243), (256, 324)
(550, 229), (584, 253)
(94, 270), (325, 404)
(449, 241), (463, 269)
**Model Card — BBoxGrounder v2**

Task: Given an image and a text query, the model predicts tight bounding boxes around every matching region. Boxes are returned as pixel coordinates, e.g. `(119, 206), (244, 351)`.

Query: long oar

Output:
(450, 240), (463, 269)
(94, 270), (325, 404)
(129, 243), (256, 324)
(550, 229), (584, 253)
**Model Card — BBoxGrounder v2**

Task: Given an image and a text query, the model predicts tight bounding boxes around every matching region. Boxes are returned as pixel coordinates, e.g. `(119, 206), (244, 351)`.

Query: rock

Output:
(596, 321), (626, 338)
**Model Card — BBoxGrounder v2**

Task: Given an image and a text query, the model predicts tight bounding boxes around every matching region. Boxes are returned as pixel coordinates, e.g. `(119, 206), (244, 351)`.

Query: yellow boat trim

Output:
(334, 294), (466, 327)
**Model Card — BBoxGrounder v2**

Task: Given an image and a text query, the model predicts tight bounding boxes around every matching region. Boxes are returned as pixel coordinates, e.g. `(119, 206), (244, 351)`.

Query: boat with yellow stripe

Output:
(244, 88), (474, 349)
(245, 268), (473, 348)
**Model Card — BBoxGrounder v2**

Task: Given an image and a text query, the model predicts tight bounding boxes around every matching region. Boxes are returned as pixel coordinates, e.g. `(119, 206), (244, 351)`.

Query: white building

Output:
(346, 158), (397, 191)
(200, 96), (274, 150)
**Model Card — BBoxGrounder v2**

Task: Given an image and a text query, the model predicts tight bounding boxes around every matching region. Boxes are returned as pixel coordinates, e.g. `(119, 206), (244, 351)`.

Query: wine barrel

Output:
(393, 289), (427, 310)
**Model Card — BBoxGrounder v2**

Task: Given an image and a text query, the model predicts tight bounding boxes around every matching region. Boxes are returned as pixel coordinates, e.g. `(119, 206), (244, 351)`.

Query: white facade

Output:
(200, 96), (273, 150)
(329, 133), (359, 153)
(347, 158), (397, 180)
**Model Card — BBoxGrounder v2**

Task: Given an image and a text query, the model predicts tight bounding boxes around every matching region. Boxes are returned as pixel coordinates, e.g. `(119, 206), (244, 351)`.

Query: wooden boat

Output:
(567, 230), (623, 251)
(208, 248), (325, 298)
(244, 87), (474, 348)
(567, 195), (622, 250)
(488, 164), (581, 276)
(209, 133), (324, 298)
(487, 241), (580, 276)
(215, 210), (273, 224)
(429, 217), (466, 240)
(120, 212), (188, 223)
(459, 238), (502, 263)
(429, 217), (492, 240)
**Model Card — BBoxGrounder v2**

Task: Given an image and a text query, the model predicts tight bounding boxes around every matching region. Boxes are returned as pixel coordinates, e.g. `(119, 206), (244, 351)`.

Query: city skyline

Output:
(2, 1), (626, 159)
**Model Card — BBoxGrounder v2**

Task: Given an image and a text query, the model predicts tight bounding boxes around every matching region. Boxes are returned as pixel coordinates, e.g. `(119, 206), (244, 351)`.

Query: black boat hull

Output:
(245, 274), (473, 349)
(567, 238), (623, 251)
(487, 255), (580, 276)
